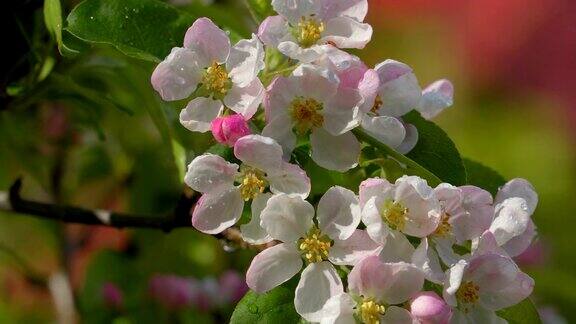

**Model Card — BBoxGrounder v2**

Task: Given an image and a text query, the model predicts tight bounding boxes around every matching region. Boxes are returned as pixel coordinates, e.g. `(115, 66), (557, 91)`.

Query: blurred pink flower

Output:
(101, 282), (123, 310)
(219, 270), (248, 304)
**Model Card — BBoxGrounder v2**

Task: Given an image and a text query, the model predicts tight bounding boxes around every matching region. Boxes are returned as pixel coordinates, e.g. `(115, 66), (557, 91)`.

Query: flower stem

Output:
(352, 128), (442, 186)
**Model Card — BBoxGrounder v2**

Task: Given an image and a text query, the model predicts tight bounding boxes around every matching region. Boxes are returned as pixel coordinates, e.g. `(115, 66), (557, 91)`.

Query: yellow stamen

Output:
(381, 200), (408, 231)
(294, 16), (325, 48)
(298, 227), (331, 263)
(202, 61), (231, 98)
(456, 281), (480, 305)
(237, 166), (267, 201)
(433, 213), (452, 237)
(359, 298), (386, 324)
(289, 96), (324, 134)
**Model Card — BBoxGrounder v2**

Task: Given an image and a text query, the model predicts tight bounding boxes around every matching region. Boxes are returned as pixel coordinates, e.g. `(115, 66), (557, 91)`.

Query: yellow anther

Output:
(433, 213), (452, 237)
(359, 298), (386, 324)
(202, 61), (231, 98)
(237, 166), (267, 201)
(289, 96), (324, 134)
(381, 200), (408, 231)
(298, 227), (331, 263)
(295, 16), (325, 48)
(456, 281), (480, 305)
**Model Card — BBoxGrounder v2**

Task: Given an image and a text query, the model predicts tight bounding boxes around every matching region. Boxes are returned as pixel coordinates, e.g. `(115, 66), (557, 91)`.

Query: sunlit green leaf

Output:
(497, 298), (542, 324)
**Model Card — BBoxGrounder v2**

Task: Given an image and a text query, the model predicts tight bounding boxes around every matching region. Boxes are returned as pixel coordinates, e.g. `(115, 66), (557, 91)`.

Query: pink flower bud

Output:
(211, 114), (251, 147)
(410, 292), (452, 324)
(101, 282), (123, 309)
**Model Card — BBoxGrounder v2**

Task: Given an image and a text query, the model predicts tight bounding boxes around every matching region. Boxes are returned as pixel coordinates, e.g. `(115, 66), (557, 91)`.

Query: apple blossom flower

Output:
(320, 256), (424, 324)
(151, 18), (265, 133)
(211, 114), (252, 147)
(185, 135), (310, 239)
(246, 187), (381, 322)
(262, 64), (362, 171)
(410, 291), (452, 324)
(489, 178), (538, 257)
(443, 253), (534, 323)
(258, 0), (372, 63)
(416, 79), (454, 120)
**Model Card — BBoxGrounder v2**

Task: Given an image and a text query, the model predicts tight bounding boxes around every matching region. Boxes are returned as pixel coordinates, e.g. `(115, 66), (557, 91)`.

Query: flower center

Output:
(433, 213), (452, 237)
(381, 200), (408, 231)
(358, 298), (386, 324)
(370, 95), (383, 115)
(237, 166), (267, 201)
(289, 96), (324, 134)
(202, 61), (231, 98)
(294, 16), (325, 48)
(456, 281), (480, 305)
(298, 227), (331, 263)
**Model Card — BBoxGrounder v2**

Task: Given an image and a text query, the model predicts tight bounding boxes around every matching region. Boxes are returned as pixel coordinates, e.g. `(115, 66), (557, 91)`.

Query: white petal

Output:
(322, 17), (372, 49)
(502, 220), (536, 257)
(489, 197), (531, 246)
(443, 259), (467, 307)
(246, 243), (303, 293)
(262, 114), (298, 160)
(260, 194), (314, 242)
(183, 17), (231, 65)
(224, 78), (264, 119)
(329, 229), (382, 266)
(396, 123), (419, 154)
(323, 89), (361, 136)
(362, 196), (391, 245)
(451, 185), (494, 243)
(179, 97), (223, 133)
(382, 306), (415, 324)
(320, 293), (356, 324)
(394, 181), (441, 237)
(272, 0), (321, 24)
(234, 134), (284, 172)
(258, 15), (291, 47)
(278, 41), (332, 63)
(241, 193), (274, 244)
(151, 47), (202, 101)
(310, 129), (360, 171)
(295, 262), (344, 322)
(267, 162), (311, 197)
(375, 60), (422, 117)
(319, 0), (368, 21)
(359, 178), (392, 209)
(412, 238), (445, 284)
(360, 115), (406, 148)
(479, 271), (534, 310)
(379, 231), (415, 263)
(191, 186), (243, 234)
(184, 154), (238, 193)
(227, 34), (265, 87)
(467, 254), (517, 293)
(317, 186), (361, 240)
(292, 64), (339, 103)
(416, 79), (454, 120)
(263, 75), (295, 122)
(495, 178), (538, 215)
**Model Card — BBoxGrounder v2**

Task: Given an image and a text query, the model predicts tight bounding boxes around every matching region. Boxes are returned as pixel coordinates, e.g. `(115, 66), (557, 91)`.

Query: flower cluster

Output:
(151, 1), (536, 323)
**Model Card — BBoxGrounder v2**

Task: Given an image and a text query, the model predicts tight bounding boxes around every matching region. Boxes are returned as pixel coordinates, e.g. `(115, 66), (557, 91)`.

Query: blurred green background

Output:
(1, 0), (574, 322)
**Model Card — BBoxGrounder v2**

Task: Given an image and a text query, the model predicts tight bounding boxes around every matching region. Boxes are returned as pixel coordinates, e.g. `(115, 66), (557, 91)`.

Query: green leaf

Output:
(44, 0), (63, 50)
(403, 111), (467, 185)
(66, 0), (198, 62)
(245, 0), (275, 23)
(463, 158), (507, 196)
(230, 285), (300, 324)
(497, 298), (542, 324)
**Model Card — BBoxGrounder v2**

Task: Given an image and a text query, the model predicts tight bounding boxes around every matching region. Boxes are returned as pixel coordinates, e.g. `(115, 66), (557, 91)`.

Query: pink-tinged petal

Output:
(246, 243), (302, 293)
(396, 123), (419, 153)
(395, 175), (435, 198)
(151, 47), (202, 101)
(310, 129), (360, 171)
(472, 231), (507, 257)
(412, 238), (445, 284)
(378, 230), (417, 264)
(442, 260), (467, 307)
(260, 194), (314, 242)
(459, 307), (507, 324)
(184, 154), (238, 193)
(262, 114), (297, 160)
(278, 42), (332, 63)
(452, 186), (494, 242)
(479, 272), (534, 310)
(489, 197), (531, 246)
(320, 293), (356, 324)
(394, 181), (441, 237)
(241, 193), (274, 244)
(319, 0), (368, 21)
(267, 162), (311, 198)
(467, 254), (518, 293)
(317, 186), (361, 240)
(292, 64), (339, 103)
(495, 178), (538, 215)
(211, 114), (251, 147)
(329, 229), (382, 266)
(362, 197), (391, 245)
(358, 68), (380, 113)
(434, 238), (462, 266)
(374, 60), (422, 117)
(434, 183), (462, 211)
(180, 97), (223, 133)
(322, 17), (372, 49)
(191, 186), (243, 234)
(416, 79), (454, 120)
(258, 15), (291, 47)
(359, 178), (392, 209)
(382, 306), (416, 324)
(502, 220), (537, 257)
(184, 17), (230, 65)
(227, 34), (265, 87)
(323, 89), (361, 136)
(295, 262), (344, 322)
(410, 291), (452, 324)
(263, 75), (294, 122)
(224, 78), (264, 120)
(360, 115), (406, 148)
(272, 0), (321, 24)
(234, 134), (283, 172)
